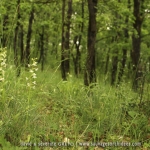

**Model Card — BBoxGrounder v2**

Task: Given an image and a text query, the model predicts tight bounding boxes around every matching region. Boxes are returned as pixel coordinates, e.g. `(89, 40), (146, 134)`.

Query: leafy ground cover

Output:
(0, 57), (150, 150)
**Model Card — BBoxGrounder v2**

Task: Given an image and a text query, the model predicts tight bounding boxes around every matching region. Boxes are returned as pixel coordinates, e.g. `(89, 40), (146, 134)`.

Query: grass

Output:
(0, 55), (150, 150)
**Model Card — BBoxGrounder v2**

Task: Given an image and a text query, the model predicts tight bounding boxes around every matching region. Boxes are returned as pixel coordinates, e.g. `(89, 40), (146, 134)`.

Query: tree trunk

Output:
(84, 0), (98, 86)
(61, 0), (72, 80)
(118, 15), (129, 84)
(65, 0), (72, 73)
(131, 0), (144, 90)
(14, 0), (21, 76)
(73, 0), (84, 77)
(25, 7), (34, 69)
(20, 25), (24, 65)
(40, 26), (45, 71)
(111, 0), (126, 85)
(61, 0), (67, 80)
(1, 15), (8, 47)
(73, 36), (81, 77)
(111, 45), (118, 85)
(105, 48), (110, 75)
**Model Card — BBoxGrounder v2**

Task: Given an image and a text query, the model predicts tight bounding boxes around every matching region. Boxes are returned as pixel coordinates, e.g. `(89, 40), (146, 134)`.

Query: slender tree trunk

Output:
(61, 0), (67, 80)
(40, 26), (45, 71)
(111, 45), (118, 85)
(51, 17), (59, 59)
(131, 0), (144, 90)
(25, 7), (34, 68)
(65, 0), (72, 72)
(73, 0), (84, 77)
(111, 0), (123, 85)
(148, 56), (150, 72)
(2, 15), (8, 47)
(73, 36), (81, 77)
(84, 0), (98, 86)
(118, 0), (131, 84)
(51, 40), (58, 59)
(61, 0), (72, 80)
(20, 25), (24, 65)
(14, 0), (21, 76)
(105, 48), (110, 75)
(118, 17), (129, 84)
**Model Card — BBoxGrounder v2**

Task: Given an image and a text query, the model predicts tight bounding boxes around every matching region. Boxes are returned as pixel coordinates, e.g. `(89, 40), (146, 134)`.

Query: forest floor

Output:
(0, 64), (150, 150)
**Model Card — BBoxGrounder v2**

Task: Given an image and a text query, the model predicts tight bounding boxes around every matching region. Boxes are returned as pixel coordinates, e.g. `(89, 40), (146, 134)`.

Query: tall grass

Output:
(0, 54), (150, 149)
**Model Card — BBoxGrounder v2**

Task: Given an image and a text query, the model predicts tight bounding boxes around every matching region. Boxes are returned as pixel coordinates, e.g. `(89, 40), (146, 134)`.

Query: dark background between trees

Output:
(1, 0), (150, 91)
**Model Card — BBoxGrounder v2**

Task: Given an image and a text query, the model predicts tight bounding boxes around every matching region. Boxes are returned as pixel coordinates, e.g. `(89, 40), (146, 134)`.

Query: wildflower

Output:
(32, 73), (36, 77)
(26, 58), (38, 90)
(32, 75), (37, 79)
(29, 69), (34, 73)
(34, 68), (38, 71)
(1, 62), (6, 68)
(32, 62), (37, 67)
(31, 58), (37, 67)
(31, 73), (37, 79)
(32, 81), (36, 85)
(0, 48), (7, 83)
(0, 78), (4, 82)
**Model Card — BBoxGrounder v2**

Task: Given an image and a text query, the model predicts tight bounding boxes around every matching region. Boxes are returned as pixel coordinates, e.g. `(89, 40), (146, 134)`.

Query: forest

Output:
(0, 0), (150, 149)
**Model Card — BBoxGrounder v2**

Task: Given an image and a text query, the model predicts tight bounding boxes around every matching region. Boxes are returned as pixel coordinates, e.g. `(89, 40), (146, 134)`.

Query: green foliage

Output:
(0, 136), (24, 150)
(0, 0), (150, 149)
(0, 58), (149, 149)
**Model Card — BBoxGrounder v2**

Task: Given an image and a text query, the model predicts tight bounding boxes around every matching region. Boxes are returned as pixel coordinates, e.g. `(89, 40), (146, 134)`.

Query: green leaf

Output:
(128, 111), (139, 118)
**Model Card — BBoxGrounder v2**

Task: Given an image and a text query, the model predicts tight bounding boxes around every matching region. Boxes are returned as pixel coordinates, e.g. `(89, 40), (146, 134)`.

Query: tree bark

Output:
(61, 0), (72, 80)
(111, 41), (118, 86)
(73, 0), (84, 77)
(131, 0), (144, 90)
(84, 0), (98, 86)
(105, 48), (110, 75)
(118, 11), (129, 84)
(61, 0), (67, 80)
(20, 25), (24, 65)
(25, 7), (34, 69)
(14, 0), (21, 76)
(1, 15), (8, 47)
(39, 26), (45, 71)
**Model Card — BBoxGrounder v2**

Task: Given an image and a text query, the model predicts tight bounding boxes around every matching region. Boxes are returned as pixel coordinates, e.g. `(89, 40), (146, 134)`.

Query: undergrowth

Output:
(0, 49), (150, 150)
